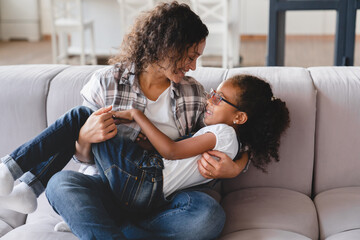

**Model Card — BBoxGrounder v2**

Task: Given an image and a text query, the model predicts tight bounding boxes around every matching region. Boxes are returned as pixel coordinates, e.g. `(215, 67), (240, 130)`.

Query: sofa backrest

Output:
(221, 67), (317, 197)
(0, 65), (317, 198)
(46, 65), (104, 125)
(310, 67), (360, 195)
(0, 65), (69, 157)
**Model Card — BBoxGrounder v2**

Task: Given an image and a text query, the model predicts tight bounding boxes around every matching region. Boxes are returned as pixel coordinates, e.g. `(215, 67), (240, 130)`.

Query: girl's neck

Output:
(139, 65), (170, 101)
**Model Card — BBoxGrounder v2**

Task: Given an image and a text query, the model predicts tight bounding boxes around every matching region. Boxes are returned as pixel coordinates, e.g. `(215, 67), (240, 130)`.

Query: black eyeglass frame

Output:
(207, 88), (242, 111)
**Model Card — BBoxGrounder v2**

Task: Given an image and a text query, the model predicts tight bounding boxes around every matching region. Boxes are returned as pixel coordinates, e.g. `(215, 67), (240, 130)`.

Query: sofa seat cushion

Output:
(0, 208), (26, 237)
(314, 187), (360, 240)
(221, 187), (318, 240)
(325, 229), (360, 240)
(219, 229), (311, 240)
(1, 223), (77, 240)
(0, 221), (14, 238)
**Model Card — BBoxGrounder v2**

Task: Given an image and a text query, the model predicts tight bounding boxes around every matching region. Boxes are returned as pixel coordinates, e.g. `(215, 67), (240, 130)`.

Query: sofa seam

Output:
(307, 68), (319, 200)
(44, 65), (71, 127)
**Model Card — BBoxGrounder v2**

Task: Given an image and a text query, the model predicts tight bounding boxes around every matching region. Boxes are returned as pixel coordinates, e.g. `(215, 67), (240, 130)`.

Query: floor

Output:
(0, 36), (359, 67)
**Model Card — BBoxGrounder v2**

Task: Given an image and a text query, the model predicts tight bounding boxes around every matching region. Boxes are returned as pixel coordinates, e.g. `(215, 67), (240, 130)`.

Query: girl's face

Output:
(204, 80), (243, 126)
(160, 39), (206, 83)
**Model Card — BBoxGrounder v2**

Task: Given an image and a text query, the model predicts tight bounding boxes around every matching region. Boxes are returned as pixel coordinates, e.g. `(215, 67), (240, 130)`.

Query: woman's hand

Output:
(79, 106), (118, 144)
(197, 150), (249, 179)
(75, 106), (117, 163)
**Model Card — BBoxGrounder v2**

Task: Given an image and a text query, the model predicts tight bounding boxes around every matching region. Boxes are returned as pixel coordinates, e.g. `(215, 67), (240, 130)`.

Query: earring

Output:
(233, 120), (237, 124)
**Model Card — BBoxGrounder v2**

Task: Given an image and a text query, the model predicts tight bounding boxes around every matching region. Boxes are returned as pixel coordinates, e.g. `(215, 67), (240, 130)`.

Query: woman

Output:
(46, 2), (248, 239)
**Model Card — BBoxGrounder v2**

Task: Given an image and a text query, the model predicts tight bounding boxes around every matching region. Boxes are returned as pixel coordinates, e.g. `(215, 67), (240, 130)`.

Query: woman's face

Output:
(161, 39), (206, 83)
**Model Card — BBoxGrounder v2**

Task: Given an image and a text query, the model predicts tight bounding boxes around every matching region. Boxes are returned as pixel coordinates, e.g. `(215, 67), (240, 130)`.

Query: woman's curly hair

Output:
(229, 75), (290, 172)
(109, 1), (208, 76)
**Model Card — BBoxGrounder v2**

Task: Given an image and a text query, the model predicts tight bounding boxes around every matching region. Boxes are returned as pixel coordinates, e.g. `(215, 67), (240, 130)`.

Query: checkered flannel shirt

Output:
(80, 64), (207, 141)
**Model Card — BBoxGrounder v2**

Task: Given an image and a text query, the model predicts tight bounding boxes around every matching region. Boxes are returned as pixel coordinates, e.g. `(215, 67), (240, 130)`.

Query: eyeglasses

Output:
(206, 88), (242, 111)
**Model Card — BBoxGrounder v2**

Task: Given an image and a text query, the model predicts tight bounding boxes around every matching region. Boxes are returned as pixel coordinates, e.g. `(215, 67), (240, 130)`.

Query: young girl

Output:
(0, 74), (290, 214)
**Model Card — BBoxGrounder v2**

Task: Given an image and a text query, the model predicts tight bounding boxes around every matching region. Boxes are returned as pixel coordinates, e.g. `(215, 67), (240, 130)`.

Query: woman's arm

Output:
(198, 151), (249, 179)
(75, 106), (118, 163)
(112, 109), (216, 160)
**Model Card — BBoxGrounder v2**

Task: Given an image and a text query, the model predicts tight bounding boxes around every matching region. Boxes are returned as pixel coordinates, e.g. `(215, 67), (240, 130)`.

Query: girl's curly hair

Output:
(229, 75), (290, 172)
(109, 1), (209, 76)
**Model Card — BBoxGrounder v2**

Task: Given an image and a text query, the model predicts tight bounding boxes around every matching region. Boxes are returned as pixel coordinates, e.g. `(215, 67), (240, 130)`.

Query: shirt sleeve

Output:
(200, 124), (239, 160)
(80, 66), (113, 111)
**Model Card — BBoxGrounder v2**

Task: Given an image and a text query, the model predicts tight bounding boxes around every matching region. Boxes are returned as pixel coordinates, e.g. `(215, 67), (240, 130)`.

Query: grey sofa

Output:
(0, 64), (360, 240)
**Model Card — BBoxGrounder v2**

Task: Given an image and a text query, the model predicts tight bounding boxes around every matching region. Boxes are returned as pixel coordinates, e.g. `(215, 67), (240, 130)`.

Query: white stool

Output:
(117, 0), (155, 39)
(50, 0), (97, 65)
(190, 0), (240, 68)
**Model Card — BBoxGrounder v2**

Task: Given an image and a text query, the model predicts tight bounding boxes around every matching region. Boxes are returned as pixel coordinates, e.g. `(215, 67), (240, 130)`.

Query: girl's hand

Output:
(136, 133), (154, 151)
(111, 109), (139, 124)
(197, 150), (246, 179)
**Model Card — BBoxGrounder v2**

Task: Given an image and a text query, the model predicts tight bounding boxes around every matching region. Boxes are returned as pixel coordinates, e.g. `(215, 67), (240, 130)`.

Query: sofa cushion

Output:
(222, 67), (317, 196)
(46, 65), (104, 125)
(186, 66), (228, 92)
(0, 64), (69, 156)
(220, 187), (318, 240)
(309, 67), (360, 195)
(220, 229), (311, 240)
(314, 187), (360, 240)
(0, 221), (13, 238)
(0, 206), (27, 237)
(326, 230), (360, 240)
(1, 222), (77, 240)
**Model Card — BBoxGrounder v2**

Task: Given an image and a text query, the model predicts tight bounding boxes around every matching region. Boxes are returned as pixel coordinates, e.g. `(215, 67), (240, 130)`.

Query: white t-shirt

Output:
(162, 123), (239, 197)
(144, 87), (180, 140)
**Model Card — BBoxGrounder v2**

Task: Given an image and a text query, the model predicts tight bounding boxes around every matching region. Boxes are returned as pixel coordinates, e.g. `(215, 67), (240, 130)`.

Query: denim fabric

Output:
(1, 106), (93, 196)
(92, 135), (166, 212)
(46, 170), (226, 240)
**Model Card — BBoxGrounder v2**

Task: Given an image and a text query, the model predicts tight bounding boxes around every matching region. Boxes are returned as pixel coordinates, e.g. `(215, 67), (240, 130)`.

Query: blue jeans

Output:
(92, 136), (166, 212)
(1, 106), (92, 197)
(46, 171), (226, 240)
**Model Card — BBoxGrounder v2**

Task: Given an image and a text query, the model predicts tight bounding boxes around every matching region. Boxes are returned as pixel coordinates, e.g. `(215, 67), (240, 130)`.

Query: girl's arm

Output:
(112, 109), (216, 160)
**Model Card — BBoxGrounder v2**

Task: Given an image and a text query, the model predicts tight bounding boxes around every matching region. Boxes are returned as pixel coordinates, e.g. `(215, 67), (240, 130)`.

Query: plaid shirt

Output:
(81, 64), (207, 141)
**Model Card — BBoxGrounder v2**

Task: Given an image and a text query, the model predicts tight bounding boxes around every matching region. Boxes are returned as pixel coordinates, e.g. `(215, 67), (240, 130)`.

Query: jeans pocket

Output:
(104, 165), (137, 204)
(104, 165), (164, 212)
(130, 171), (164, 211)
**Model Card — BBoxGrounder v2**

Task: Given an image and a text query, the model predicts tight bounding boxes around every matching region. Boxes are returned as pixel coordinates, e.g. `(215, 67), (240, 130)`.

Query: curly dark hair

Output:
(228, 75), (290, 172)
(109, 1), (209, 76)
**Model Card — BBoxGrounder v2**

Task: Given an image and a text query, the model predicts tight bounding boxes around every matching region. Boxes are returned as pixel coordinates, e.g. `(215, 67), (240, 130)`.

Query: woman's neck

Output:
(139, 65), (170, 101)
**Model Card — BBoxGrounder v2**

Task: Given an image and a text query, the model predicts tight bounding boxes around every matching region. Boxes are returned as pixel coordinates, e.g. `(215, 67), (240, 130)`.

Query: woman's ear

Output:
(234, 112), (248, 125)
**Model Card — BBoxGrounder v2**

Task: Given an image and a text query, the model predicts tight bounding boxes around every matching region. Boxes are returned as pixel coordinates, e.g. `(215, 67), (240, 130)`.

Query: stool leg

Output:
(51, 32), (58, 64)
(267, 0), (285, 66)
(89, 23), (97, 65)
(334, 0), (348, 66)
(80, 28), (86, 65)
(58, 32), (68, 64)
(344, 0), (357, 66)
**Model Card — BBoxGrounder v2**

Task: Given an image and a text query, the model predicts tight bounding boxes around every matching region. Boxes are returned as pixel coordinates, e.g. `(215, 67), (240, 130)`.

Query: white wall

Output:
(40, 0), (360, 36)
